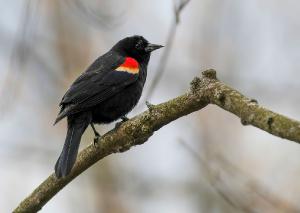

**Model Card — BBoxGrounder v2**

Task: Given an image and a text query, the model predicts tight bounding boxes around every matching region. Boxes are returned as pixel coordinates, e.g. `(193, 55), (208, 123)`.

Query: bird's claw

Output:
(121, 116), (129, 122)
(115, 121), (122, 129)
(90, 123), (101, 146)
(115, 116), (129, 129)
(93, 133), (101, 146)
(146, 101), (155, 112)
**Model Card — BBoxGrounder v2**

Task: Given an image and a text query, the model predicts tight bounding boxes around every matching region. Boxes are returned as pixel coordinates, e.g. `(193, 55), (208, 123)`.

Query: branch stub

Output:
(202, 69), (217, 79)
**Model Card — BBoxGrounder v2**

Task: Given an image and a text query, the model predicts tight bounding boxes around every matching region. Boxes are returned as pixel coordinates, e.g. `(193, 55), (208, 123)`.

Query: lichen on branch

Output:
(13, 69), (300, 213)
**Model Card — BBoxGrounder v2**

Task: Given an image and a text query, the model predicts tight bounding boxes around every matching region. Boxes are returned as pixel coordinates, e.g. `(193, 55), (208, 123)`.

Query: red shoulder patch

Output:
(115, 57), (139, 74)
(122, 57), (139, 68)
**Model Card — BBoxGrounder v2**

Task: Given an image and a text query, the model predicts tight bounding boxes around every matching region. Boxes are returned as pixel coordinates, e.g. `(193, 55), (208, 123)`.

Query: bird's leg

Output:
(146, 101), (155, 112)
(91, 123), (101, 145)
(121, 116), (129, 122)
(115, 116), (129, 128)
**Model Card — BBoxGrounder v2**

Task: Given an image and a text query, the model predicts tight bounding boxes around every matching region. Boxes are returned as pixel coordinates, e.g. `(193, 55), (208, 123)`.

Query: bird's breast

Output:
(91, 82), (144, 124)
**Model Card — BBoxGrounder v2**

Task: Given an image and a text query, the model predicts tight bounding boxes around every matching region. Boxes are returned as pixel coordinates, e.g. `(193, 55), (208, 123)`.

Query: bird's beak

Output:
(145, 43), (164, 52)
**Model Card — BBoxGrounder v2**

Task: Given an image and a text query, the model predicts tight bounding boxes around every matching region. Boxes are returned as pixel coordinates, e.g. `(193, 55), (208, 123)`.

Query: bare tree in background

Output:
(1, 1), (300, 213)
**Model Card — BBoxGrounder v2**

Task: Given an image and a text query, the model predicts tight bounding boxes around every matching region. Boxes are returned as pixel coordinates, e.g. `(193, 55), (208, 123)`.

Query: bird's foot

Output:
(146, 101), (155, 112)
(93, 132), (101, 146)
(115, 116), (129, 129)
(90, 123), (101, 146)
(121, 116), (129, 122)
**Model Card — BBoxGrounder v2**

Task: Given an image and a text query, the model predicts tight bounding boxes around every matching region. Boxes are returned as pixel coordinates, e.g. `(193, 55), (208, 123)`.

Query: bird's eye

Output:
(135, 40), (143, 50)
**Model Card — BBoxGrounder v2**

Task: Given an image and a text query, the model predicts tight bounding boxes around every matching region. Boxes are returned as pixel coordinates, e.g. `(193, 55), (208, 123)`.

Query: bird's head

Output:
(111, 35), (163, 63)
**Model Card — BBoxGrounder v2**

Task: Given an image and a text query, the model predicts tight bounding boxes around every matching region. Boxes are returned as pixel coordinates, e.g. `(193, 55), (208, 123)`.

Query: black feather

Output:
(54, 35), (162, 177)
(55, 112), (92, 178)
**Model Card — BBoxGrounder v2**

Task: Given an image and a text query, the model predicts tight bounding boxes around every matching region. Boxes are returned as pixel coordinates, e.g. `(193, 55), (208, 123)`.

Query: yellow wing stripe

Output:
(115, 66), (139, 74)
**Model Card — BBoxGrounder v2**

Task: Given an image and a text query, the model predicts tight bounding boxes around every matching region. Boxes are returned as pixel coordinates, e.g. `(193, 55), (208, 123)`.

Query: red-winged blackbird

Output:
(54, 35), (163, 178)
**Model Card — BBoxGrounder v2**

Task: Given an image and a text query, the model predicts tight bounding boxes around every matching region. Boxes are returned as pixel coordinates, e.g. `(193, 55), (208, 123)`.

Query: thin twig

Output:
(0, 0), (40, 118)
(142, 0), (191, 102)
(180, 141), (300, 212)
(179, 140), (242, 211)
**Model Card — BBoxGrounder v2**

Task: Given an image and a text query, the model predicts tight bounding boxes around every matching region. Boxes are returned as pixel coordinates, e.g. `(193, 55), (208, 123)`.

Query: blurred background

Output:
(1, 0), (300, 212)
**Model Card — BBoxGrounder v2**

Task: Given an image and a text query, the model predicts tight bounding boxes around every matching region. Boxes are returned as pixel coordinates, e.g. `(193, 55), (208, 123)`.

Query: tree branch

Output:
(14, 69), (300, 212)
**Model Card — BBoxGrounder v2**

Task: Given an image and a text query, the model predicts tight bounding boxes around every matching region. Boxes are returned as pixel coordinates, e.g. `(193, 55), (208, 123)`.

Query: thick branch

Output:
(14, 69), (300, 212)
(199, 70), (300, 142)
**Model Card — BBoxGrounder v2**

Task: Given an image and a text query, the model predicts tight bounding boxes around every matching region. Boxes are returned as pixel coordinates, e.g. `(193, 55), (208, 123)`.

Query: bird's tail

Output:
(55, 113), (91, 178)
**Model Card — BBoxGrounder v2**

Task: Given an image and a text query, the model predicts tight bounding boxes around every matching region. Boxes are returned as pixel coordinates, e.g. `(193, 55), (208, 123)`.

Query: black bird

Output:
(54, 35), (163, 178)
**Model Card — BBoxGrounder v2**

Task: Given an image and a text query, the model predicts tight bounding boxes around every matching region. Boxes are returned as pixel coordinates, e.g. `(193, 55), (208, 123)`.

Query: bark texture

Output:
(14, 69), (300, 212)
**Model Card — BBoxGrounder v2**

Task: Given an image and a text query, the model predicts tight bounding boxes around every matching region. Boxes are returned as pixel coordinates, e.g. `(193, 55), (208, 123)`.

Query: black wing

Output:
(54, 53), (138, 124)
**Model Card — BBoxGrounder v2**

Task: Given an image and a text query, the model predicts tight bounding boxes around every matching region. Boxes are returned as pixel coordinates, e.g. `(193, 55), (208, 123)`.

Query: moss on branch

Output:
(14, 69), (300, 213)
